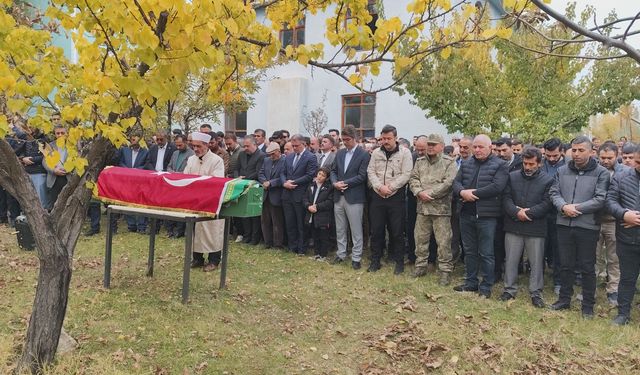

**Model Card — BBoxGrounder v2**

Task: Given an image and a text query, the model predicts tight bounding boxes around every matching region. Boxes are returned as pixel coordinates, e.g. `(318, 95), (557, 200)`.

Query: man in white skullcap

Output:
(184, 132), (226, 272)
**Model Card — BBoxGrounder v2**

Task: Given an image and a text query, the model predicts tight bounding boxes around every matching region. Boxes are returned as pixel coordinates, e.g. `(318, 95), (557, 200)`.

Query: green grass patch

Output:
(2, 223), (640, 374)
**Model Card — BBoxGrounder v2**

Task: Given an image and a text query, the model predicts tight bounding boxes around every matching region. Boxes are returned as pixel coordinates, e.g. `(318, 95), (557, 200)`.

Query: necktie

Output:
(293, 153), (300, 168)
(319, 153), (325, 167)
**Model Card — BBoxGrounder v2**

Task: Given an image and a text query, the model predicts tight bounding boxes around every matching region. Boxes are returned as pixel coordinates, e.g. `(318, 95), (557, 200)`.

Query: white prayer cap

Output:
(191, 132), (211, 144)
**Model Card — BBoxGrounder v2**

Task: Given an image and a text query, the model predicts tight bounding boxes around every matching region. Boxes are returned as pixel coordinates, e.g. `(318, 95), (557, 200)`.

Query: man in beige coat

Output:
(184, 132), (226, 272)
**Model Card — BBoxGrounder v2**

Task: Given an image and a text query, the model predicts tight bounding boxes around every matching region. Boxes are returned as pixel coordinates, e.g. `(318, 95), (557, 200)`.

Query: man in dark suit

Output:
(145, 131), (176, 172)
(254, 128), (268, 153)
(258, 142), (286, 249)
(236, 134), (266, 245)
(330, 125), (370, 269)
(117, 133), (149, 233)
(281, 134), (318, 255)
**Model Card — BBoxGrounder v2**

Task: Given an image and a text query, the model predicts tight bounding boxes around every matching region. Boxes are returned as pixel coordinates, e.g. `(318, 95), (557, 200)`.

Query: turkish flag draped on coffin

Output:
(95, 167), (246, 217)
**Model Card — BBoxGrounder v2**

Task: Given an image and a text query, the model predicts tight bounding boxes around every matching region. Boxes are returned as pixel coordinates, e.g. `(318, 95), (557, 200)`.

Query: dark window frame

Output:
(341, 93), (376, 138)
(280, 17), (305, 48)
(224, 110), (247, 137)
(344, 0), (379, 50)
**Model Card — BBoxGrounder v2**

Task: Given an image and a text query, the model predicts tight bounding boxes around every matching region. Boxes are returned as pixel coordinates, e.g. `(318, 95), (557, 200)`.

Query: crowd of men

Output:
(2, 119), (640, 325)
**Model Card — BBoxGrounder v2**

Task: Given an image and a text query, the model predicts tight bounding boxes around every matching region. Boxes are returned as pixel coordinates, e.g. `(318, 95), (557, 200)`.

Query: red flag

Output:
(96, 167), (233, 216)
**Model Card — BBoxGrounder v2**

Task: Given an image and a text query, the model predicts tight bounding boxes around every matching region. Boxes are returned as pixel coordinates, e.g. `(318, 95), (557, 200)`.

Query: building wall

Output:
(245, 1), (451, 141)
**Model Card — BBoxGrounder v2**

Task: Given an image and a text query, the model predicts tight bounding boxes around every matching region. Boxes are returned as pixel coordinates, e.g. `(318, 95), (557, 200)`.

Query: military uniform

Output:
(409, 139), (457, 282)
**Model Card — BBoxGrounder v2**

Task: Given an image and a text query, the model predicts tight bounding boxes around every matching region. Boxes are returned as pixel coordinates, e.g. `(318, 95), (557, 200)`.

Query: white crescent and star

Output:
(162, 175), (213, 187)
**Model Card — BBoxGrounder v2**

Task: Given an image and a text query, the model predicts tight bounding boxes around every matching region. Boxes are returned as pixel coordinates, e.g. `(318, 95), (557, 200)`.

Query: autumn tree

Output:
(0, 1), (508, 373)
(398, 3), (640, 140)
(591, 104), (640, 143)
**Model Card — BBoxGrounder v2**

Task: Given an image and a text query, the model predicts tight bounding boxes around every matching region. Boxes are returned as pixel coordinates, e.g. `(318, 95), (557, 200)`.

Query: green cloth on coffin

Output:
(219, 179), (263, 218)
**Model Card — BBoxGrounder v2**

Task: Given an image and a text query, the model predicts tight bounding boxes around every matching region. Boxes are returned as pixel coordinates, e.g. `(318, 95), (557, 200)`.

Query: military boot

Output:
(439, 272), (451, 286)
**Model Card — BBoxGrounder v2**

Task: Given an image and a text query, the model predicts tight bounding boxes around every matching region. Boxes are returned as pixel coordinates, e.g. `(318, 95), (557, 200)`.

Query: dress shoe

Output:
(190, 260), (205, 269)
(367, 261), (381, 272)
(203, 263), (218, 272)
(85, 229), (100, 236)
(331, 256), (344, 265)
(167, 232), (176, 239)
(453, 284), (478, 292)
(549, 300), (571, 311)
(242, 237), (252, 244)
(175, 233), (185, 238)
(413, 268), (427, 278)
(478, 290), (491, 299)
(234, 235), (244, 243)
(352, 261), (361, 270)
(393, 262), (404, 275)
(612, 314), (630, 326)
(499, 292), (514, 301)
(250, 239), (260, 246)
(531, 296), (545, 308)
(581, 307), (594, 320)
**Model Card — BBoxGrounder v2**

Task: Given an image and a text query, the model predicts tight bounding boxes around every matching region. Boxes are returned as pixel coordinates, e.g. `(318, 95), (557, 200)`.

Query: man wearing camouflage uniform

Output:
(409, 134), (458, 285)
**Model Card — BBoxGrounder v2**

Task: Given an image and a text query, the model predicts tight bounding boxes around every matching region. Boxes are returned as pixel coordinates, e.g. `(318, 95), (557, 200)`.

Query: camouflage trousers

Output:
(414, 214), (453, 273)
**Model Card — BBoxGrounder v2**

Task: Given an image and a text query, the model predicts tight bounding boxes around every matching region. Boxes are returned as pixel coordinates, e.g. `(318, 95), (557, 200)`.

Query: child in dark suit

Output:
(303, 167), (334, 260)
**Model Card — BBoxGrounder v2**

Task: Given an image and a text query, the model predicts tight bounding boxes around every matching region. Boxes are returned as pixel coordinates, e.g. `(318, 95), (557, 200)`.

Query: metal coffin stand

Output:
(103, 183), (263, 304)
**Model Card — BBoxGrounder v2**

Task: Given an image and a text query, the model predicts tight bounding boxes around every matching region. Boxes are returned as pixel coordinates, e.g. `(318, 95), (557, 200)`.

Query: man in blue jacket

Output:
(549, 136), (610, 318)
(452, 134), (509, 298)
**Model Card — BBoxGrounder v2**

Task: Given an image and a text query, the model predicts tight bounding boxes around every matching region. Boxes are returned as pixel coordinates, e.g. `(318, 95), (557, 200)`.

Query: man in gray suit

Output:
(330, 125), (370, 269)
(317, 134), (336, 170)
(258, 142), (286, 249)
(236, 135), (266, 245)
(166, 134), (195, 238)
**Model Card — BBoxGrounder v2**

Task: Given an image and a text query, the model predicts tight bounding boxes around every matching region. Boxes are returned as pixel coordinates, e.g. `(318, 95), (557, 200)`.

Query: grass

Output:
(2, 221), (640, 374)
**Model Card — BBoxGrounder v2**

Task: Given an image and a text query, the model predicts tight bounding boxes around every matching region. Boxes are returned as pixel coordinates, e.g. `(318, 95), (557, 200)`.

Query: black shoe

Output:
(367, 261), (381, 272)
(250, 240), (260, 246)
(499, 292), (514, 302)
(478, 290), (491, 299)
(581, 307), (594, 320)
(393, 262), (404, 275)
(190, 260), (204, 269)
(352, 261), (361, 270)
(612, 314), (630, 326)
(331, 256), (344, 265)
(85, 229), (100, 236)
(453, 284), (479, 292)
(128, 227), (137, 233)
(137, 229), (147, 234)
(242, 237), (252, 244)
(531, 296), (545, 308)
(175, 233), (185, 238)
(550, 300), (571, 311)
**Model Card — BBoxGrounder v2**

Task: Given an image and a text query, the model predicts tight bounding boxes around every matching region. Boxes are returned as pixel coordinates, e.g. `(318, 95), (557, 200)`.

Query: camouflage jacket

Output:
(409, 153), (457, 216)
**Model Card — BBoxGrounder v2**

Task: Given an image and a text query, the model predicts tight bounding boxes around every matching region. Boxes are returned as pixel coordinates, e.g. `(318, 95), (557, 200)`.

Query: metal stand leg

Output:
(147, 218), (156, 277)
(182, 220), (194, 304)
(104, 208), (113, 288)
(219, 217), (230, 290)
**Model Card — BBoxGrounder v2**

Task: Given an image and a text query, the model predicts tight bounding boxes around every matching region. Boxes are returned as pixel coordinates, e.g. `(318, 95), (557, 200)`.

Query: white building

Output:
(225, 0), (463, 141)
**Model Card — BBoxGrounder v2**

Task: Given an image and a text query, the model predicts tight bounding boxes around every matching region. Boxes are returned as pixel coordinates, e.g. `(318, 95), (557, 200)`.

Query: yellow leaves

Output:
(396, 56), (413, 69)
(297, 53), (309, 66)
(407, 0), (428, 14)
(138, 27), (157, 49)
(0, 75), (16, 92)
(481, 28), (497, 39)
(7, 98), (28, 113)
(43, 146), (61, 170)
(440, 46), (452, 59)
(370, 61), (381, 76)
(0, 8), (16, 33)
(348, 73), (361, 86)
(496, 27), (513, 39)
(223, 18), (238, 35)
(0, 114), (8, 139)
(97, 76), (114, 92)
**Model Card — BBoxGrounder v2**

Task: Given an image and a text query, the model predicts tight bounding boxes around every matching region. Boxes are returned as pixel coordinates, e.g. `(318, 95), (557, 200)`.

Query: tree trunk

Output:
(0, 137), (114, 374)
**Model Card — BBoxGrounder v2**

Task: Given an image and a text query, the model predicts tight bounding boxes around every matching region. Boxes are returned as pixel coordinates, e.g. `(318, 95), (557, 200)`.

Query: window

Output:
(280, 18), (305, 48)
(224, 110), (247, 137)
(345, 0), (378, 50)
(342, 94), (376, 138)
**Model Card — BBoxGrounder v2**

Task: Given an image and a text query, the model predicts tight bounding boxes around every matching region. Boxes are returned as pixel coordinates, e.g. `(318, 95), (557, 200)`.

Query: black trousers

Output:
(406, 193), (417, 262)
(546, 217), (561, 286)
(0, 188), (20, 221)
(369, 192), (405, 264)
(312, 225), (332, 257)
(494, 218), (506, 278)
(617, 241), (640, 317)
(243, 216), (262, 243)
(46, 176), (67, 210)
(283, 200), (306, 253)
(557, 225), (599, 308)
